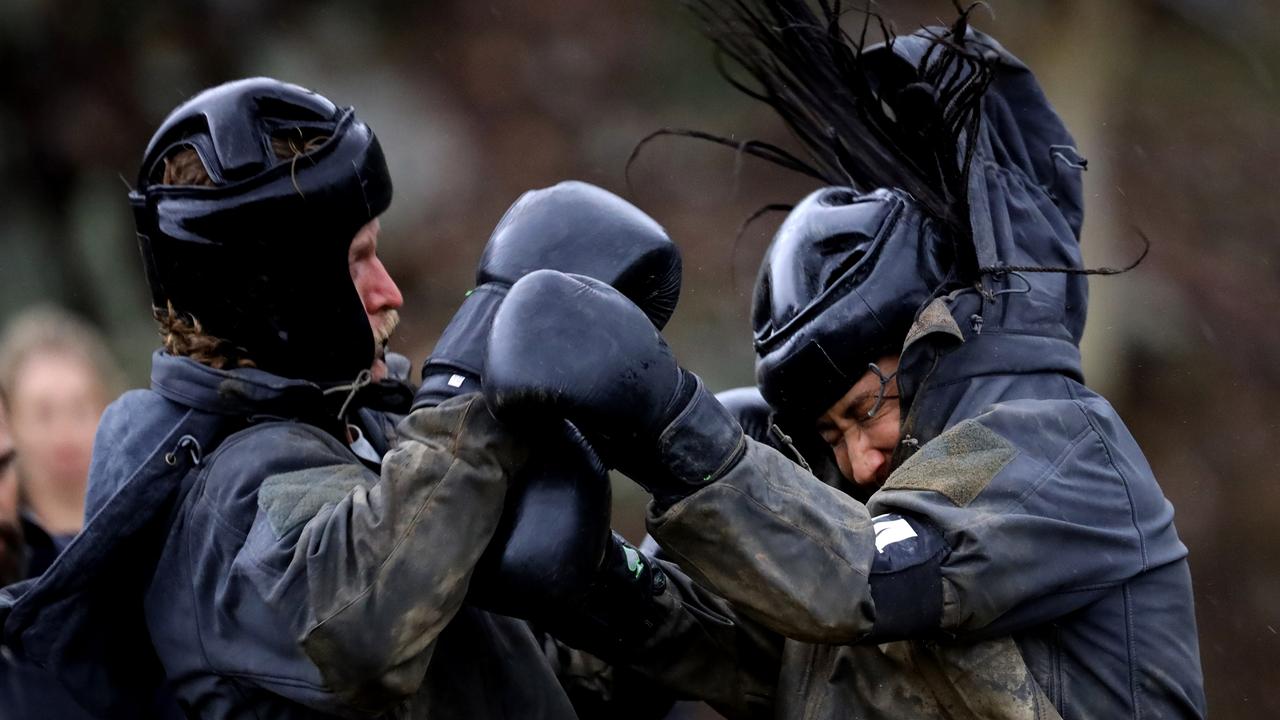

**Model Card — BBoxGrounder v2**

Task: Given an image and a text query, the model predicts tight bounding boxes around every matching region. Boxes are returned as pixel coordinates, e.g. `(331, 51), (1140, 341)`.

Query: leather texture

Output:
(130, 78), (391, 384)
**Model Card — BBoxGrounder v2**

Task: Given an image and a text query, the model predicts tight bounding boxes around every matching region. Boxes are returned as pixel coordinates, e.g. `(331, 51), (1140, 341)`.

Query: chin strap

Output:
(324, 369), (374, 422)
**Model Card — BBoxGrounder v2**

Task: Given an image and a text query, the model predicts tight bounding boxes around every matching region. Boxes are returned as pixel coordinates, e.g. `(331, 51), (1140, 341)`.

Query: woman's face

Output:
(8, 352), (107, 496)
(0, 402), (22, 585)
(815, 355), (903, 489)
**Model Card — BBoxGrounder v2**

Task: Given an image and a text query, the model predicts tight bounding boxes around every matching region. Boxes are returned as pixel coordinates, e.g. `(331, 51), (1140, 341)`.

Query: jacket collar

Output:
(896, 288), (1084, 451)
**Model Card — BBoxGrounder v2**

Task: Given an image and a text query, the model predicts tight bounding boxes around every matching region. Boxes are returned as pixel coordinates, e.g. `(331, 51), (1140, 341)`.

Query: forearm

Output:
(296, 394), (525, 711)
(648, 439), (880, 644)
(549, 555), (781, 720)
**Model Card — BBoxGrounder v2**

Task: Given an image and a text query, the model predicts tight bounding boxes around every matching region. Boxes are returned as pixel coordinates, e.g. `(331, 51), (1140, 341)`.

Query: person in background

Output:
(0, 389), (23, 587)
(0, 385), (103, 719)
(0, 305), (122, 575)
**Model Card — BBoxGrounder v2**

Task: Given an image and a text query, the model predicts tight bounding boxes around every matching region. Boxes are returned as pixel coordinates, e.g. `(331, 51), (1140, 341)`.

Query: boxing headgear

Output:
(752, 187), (955, 420)
(130, 78), (392, 385)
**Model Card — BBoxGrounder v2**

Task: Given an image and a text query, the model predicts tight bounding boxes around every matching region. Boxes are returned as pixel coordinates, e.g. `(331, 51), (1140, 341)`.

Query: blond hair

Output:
(0, 305), (124, 402)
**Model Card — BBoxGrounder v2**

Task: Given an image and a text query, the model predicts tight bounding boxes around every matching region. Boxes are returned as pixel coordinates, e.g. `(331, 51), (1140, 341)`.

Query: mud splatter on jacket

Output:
(636, 27), (1206, 720)
(1, 352), (583, 718)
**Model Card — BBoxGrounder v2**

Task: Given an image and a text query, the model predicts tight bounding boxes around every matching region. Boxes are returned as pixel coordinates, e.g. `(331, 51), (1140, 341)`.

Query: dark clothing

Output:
(0, 514), (100, 720)
(2, 352), (628, 718)
(19, 511), (72, 579)
(649, 339), (1203, 718)
(140, 362), (574, 718)
(637, 28), (1204, 720)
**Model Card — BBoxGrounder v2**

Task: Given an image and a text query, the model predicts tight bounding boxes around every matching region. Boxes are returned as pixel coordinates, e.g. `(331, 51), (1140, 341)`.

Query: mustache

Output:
(0, 519), (25, 586)
(373, 309), (400, 348)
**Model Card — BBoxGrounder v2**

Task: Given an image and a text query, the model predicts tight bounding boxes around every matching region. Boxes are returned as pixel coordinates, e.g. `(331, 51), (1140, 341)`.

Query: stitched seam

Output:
(199, 423), (328, 542)
(708, 434), (748, 480)
(216, 670), (329, 690)
(980, 158), (1064, 207)
(183, 481), (218, 677)
(1125, 582), (1141, 720)
(1046, 423), (1093, 472)
(656, 544), (784, 709)
(306, 399), (478, 637)
(1070, 399), (1148, 569)
(308, 457), (458, 627)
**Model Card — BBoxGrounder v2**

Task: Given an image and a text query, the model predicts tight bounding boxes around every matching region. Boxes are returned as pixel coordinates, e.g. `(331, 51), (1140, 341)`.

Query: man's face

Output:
(816, 355), (902, 489)
(348, 218), (404, 381)
(0, 400), (25, 585)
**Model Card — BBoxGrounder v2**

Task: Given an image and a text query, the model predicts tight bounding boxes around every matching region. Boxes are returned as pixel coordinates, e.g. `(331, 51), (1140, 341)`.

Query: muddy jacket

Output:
(638, 29), (1206, 720)
(1, 351), (638, 719)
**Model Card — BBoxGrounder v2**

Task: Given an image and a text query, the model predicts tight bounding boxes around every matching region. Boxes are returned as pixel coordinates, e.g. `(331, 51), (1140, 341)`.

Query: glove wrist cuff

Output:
(415, 284), (507, 408)
(657, 373), (746, 489)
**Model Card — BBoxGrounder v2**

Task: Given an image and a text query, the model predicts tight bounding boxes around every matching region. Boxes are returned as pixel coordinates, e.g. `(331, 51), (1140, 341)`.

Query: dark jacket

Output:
(643, 29), (1205, 720)
(1, 352), (588, 718)
(0, 514), (103, 720)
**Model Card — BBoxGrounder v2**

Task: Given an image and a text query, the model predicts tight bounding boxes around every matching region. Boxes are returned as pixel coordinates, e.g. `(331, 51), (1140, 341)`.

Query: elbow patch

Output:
(259, 464), (369, 537)
(864, 514), (947, 643)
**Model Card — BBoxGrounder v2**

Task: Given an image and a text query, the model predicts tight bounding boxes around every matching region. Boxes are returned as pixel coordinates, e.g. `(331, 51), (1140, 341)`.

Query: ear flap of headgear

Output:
(753, 187), (953, 420)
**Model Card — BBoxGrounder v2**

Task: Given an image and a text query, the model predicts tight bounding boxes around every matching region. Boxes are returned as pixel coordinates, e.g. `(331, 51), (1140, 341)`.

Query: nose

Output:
(360, 256), (403, 315)
(842, 429), (888, 487)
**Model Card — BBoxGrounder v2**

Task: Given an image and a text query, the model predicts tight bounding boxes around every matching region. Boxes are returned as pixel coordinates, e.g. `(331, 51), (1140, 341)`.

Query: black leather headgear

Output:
(753, 187), (954, 420)
(130, 77), (392, 385)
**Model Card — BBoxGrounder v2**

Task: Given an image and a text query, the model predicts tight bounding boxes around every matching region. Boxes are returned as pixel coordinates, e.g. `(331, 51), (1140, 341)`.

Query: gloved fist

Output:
(466, 423), (613, 618)
(486, 270), (746, 509)
(426, 182), (680, 618)
(414, 181), (681, 409)
(538, 532), (671, 657)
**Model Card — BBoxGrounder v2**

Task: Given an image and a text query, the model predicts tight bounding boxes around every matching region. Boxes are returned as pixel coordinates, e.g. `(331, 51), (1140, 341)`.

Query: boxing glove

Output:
(486, 271), (745, 510)
(414, 181), (680, 408)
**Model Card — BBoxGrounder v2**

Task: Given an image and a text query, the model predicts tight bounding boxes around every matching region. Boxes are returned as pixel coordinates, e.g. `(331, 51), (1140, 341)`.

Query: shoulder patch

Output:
(258, 464), (371, 537)
(883, 420), (1016, 506)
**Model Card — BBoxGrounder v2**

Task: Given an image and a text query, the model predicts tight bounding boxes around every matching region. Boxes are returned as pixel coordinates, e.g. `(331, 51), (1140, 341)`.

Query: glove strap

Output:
(547, 533), (671, 658)
(415, 284), (507, 408)
(656, 373), (746, 493)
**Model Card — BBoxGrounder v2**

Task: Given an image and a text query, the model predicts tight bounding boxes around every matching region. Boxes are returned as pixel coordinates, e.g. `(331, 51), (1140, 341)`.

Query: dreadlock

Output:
(637, 1), (996, 239)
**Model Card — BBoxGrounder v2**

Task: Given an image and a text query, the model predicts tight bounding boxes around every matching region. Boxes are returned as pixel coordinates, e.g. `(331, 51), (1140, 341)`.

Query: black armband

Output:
(863, 513), (948, 643)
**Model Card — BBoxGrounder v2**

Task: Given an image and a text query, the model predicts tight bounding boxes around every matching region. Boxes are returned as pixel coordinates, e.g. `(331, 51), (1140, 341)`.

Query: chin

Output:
(370, 359), (387, 383)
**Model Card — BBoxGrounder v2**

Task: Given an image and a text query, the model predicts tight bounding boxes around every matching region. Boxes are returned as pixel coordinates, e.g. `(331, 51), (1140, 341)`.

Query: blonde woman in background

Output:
(0, 305), (122, 575)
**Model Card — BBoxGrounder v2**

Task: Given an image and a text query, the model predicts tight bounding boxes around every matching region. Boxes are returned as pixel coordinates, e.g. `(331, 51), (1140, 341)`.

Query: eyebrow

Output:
(816, 390), (876, 431)
(842, 391), (877, 418)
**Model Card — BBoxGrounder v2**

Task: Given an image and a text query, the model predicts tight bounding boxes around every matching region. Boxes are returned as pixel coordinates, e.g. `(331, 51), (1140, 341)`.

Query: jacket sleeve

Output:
(648, 438), (882, 644)
(866, 401), (1171, 638)
(216, 393), (526, 715)
(544, 555), (784, 720)
(648, 399), (1164, 645)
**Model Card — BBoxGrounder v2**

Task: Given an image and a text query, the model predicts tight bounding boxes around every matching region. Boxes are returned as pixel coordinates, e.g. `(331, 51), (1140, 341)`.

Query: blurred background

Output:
(0, 0), (1275, 715)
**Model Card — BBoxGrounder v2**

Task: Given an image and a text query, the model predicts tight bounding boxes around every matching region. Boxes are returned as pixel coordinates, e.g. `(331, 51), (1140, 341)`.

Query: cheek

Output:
(0, 472), (16, 508)
(867, 423), (900, 451)
(833, 438), (855, 477)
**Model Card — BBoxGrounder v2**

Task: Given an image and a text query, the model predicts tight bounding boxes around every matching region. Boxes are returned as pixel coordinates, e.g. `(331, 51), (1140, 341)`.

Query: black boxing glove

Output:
(414, 181), (680, 409)
(538, 532), (671, 659)
(486, 271), (746, 510)
(425, 183), (680, 617)
(466, 422), (615, 619)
